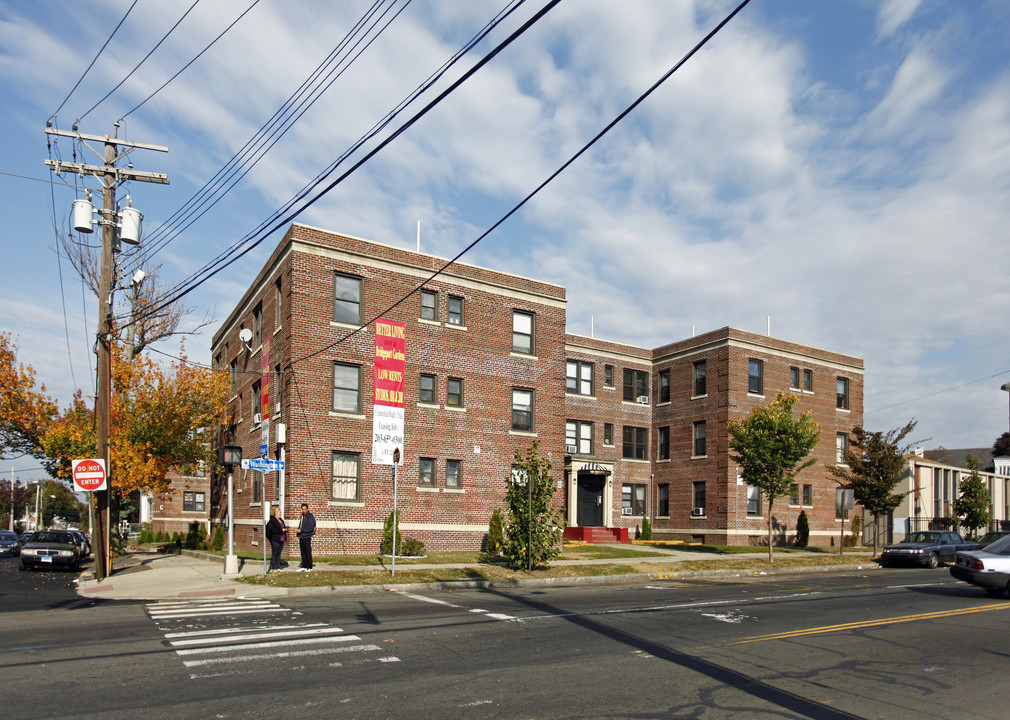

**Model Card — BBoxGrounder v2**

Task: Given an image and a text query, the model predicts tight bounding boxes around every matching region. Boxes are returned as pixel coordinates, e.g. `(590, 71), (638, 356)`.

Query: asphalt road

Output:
(2, 563), (1009, 719)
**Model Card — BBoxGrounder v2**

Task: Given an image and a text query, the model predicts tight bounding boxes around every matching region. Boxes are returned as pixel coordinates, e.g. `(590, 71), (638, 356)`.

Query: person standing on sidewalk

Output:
(265, 507), (286, 573)
(295, 503), (315, 572)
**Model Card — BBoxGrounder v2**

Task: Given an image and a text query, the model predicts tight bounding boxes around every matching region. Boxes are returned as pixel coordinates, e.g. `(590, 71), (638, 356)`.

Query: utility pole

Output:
(44, 123), (168, 581)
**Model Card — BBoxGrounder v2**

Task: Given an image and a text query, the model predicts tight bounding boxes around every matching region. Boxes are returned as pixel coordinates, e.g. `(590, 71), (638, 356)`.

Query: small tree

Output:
(994, 431), (1010, 458)
(503, 441), (564, 570)
(727, 393), (820, 562)
(953, 456), (990, 539)
(830, 420), (918, 557)
(640, 515), (653, 541)
(381, 509), (403, 555)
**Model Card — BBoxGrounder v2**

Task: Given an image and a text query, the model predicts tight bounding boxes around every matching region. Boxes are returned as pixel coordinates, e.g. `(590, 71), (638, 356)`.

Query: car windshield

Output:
(906, 532), (940, 543)
(0, 531), (16, 541)
(33, 532), (73, 544)
(982, 535), (1010, 556)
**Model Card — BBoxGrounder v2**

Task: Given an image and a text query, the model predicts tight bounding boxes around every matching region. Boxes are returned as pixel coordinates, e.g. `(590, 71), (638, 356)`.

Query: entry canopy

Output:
(577, 463), (612, 476)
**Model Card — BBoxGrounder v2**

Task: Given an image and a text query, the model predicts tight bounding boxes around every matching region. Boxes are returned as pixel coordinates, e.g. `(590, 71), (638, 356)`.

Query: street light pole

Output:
(218, 445), (242, 575)
(1001, 383), (1010, 433)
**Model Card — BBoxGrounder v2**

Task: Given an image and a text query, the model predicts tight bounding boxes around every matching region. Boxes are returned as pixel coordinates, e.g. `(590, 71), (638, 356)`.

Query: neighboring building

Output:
(143, 468), (212, 539)
(884, 450), (1010, 543)
(212, 224), (864, 553)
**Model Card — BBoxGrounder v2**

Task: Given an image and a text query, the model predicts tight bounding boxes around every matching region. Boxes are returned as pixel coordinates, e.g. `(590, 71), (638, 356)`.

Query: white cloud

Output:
(877, 0), (924, 39)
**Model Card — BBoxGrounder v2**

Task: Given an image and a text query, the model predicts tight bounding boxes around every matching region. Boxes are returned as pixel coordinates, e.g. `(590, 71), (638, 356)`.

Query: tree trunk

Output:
(766, 498), (774, 563)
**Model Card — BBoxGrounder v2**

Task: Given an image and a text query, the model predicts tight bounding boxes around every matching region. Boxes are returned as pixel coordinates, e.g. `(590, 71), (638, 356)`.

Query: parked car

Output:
(976, 531), (1010, 549)
(18, 530), (35, 547)
(0, 530), (20, 556)
(68, 529), (91, 559)
(878, 531), (978, 568)
(17, 530), (81, 572)
(950, 535), (1010, 596)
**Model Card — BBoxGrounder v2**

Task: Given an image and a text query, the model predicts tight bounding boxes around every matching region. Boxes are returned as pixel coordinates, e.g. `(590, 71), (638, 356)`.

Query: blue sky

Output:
(2, 0), (1009, 482)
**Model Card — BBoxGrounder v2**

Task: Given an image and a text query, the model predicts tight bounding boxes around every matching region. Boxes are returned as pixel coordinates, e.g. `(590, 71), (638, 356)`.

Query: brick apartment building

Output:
(209, 223), (864, 553)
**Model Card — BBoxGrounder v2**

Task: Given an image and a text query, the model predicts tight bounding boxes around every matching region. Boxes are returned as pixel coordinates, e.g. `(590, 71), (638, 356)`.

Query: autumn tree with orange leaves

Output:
(43, 344), (231, 497)
(0, 333), (58, 461)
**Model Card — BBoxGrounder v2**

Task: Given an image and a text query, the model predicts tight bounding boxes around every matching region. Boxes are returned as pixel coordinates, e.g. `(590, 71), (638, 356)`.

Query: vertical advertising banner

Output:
(372, 319), (405, 465)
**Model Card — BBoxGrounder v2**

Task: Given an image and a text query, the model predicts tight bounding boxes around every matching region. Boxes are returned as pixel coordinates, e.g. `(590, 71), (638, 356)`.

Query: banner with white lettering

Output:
(372, 318), (405, 465)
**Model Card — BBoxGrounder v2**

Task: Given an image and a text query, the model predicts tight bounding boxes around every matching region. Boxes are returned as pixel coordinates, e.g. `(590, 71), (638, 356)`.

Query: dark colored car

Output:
(17, 530), (81, 572)
(18, 530), (35, 547)
(950, 535), (1010, 596)
(68, 529), (91, 559)
(0, 530), (19, 556)
(878, 531), (978, 568)
(976, 531), (1010, 549)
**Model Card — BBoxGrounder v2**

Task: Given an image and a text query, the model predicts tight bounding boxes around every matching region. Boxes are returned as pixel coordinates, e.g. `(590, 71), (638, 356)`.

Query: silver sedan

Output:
(950, 534), (1010, 596)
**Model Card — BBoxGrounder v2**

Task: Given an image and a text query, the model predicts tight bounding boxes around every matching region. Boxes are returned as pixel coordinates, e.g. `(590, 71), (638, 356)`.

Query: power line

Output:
(287, 0), (754, 369)
(49, 0), (139, 121)
(78, 0), (202, 122)
(131, 0), (552, 328)
(865, 370), (1010, 415)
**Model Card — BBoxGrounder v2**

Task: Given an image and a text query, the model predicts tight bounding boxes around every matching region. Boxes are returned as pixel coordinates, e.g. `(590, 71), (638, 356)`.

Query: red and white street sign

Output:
(72, 458), (107, 492)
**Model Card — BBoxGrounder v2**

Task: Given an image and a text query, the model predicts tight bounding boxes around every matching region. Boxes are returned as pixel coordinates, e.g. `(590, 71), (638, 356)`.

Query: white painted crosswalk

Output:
(146, 597), (397, 679)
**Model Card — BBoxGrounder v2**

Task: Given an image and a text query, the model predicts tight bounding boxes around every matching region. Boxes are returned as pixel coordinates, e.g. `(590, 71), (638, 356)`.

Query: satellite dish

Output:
(238, 328), (253, 343)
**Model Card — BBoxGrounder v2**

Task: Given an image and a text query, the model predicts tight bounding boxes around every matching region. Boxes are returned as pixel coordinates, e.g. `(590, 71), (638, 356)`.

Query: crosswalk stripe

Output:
(182, 644), (381, 668)
(170, 626), (347, 647)
(165, 623), (327, 639)
(175, 634), (363, 656)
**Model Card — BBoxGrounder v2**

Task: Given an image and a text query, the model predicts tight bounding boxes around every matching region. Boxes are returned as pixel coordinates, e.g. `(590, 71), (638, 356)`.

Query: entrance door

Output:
(577, 474), (605, 527)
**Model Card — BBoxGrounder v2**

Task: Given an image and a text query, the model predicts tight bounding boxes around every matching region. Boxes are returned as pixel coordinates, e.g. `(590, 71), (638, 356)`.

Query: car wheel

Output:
(926, 552), (939, 569)
(17, 559), (27, 571)
(985, 586), (1005, 597)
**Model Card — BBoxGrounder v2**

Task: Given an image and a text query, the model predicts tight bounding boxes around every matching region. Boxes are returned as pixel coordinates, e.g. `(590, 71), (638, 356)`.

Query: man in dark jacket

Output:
(296, 503), (315, 572)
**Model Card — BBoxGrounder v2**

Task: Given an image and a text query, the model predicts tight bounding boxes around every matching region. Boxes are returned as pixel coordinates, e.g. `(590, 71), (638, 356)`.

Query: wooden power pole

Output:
(44, 122), (168, 581)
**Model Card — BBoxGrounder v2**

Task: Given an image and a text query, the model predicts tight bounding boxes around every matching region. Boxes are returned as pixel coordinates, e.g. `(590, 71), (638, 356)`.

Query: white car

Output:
(950, 534), (1010, 596)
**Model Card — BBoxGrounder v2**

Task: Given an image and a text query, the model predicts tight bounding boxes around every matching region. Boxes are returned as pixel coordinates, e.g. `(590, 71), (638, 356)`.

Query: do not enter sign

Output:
(73, 458), (107, 492)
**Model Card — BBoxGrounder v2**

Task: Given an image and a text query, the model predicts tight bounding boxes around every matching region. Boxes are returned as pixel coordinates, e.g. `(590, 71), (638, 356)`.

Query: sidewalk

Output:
(76, 546), (878, 602)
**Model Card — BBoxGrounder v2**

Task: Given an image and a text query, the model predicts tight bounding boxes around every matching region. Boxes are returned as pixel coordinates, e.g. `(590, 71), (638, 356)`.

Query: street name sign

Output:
(241, 458), (285, 472)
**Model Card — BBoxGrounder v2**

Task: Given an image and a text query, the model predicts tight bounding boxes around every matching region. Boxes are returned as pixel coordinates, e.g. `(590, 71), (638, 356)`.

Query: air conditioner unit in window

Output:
(622, 507), (632, 516)
(691, 507), (704, 516)
(565, 444), (578, 454)
(637, 395), (649, 404)
(253, 413), (262, 424)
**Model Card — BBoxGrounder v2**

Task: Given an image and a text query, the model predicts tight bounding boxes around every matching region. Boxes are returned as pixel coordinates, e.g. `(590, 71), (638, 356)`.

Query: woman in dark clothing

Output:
(265, 507), (287, 573)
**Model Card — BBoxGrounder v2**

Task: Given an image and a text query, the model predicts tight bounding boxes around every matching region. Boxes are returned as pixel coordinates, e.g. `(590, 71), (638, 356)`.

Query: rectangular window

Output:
(623, 369), (649, 402)
(419, 457), (435, 487)
(332, 452), (360, 501)
(333, 362), (361, 413)
(512, 388), (534, 431)
(419, 373), (436, 404)
(448, 295), (464, 325)
(803, 484), (812, 507)
(446, 459), (462, 489)
(658, 426), (670, 460)
(693, 420), (707, 457)
(748, 359), (764, 395)
(604, 365), (614, 388)
(334, 273), (362, 325)
(420, 290), (437, 321)
(837, 377), (850, 410)
(790, 483), (800, 506)
(252, 381), (262, 422)
(566, 360), (594, 396)
(512, 311), (534, 354)
(622, 426), (648, 460)
(658, 484), (670, 516)
(693, 360), (707, 396)
(183, 492), (205, 512)
(803, 369), (813, 392)
(275, 278), (283, 331)
(659, 370), (670, 404)
(693, 482), (707, 515)
(230, 358), (237, 394)
(604, 423), (614, 445)
(253, 303), (262, 347)
(790, 366), (800, 390)
(566, 420), (593, 455)
(747, 485), (761, 516)
(622, 484), (646, 516)
(836, 432), (849, 464)
(447, 377), (463, 407)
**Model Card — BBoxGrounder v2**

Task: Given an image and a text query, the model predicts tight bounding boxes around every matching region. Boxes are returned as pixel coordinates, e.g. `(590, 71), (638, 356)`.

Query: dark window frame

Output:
(622, 426), (648, 460)
(334, 273), (363, 325)
(332, 362), (361, 414)
(331, 451), (361, 502)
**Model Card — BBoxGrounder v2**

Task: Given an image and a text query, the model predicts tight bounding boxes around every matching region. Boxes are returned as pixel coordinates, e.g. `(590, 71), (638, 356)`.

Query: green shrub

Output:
(796, 510), (809, 547)
(381, 510), (403, 555)
(399, 536), (425, 557)
(640, 515), (653, 541)
(185, 522), (207, 550)
(484, 508), (506, 556)
(211, 523), (225, 551)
